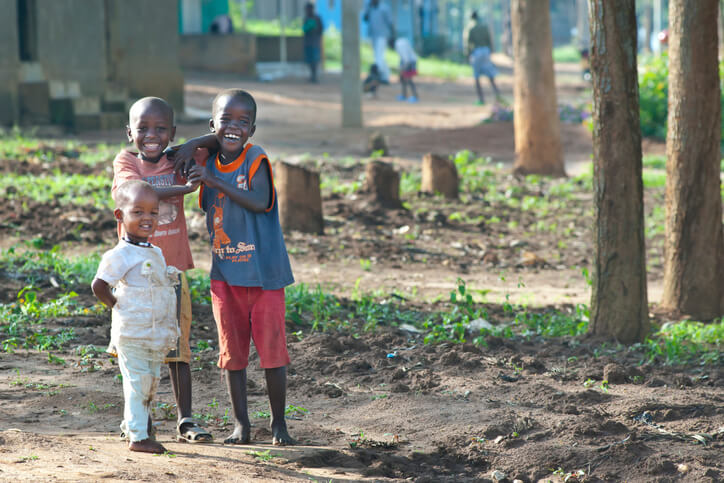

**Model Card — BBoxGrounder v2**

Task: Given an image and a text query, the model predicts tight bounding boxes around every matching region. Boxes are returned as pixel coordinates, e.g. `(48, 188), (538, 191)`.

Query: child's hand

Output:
(168, 143), (197, 177)
(188, 164), (213, 187)
(185, 176), (201, 191)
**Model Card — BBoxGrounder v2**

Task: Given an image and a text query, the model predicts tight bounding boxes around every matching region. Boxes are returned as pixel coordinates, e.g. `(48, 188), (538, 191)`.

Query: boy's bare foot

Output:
(129, 439), (166, 454)
(271, 420), (295, 446)
(223, 424), (250, 444)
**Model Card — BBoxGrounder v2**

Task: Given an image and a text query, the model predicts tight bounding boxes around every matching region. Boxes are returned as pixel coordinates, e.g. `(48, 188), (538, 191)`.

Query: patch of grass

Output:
(186, 269), (212, 304)
(320, 174), (361, 196)
(17, 455), (39, 462)
(247, 449), (276, 462)
(252, 409), (271, 419)
(400, 171), (422, 194)
(552, 44), (582, 63)
(638, 319), (723, 365)
(642, 170), (667, 189)
(286, 283), (343, 331)
(0, 172), (112, 208)
(1, 287), (81, 353)
(424, 278), (489, 344)
(285, 404), (309, 418)
(0, 244), (100, 287)
(642, 155), (667, 170)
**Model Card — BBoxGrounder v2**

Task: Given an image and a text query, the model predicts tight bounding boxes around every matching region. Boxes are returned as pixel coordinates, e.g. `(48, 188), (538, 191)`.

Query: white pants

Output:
(117, 344), (162, 442)
(373, 36), (390, 82)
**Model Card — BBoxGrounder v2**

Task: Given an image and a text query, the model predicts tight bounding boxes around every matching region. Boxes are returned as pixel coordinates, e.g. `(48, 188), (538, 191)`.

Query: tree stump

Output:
(367, 131), (388, 155)
(362, 160), (401, 208)
(421, 153), (458, 199)
(273, 160), (324, 234)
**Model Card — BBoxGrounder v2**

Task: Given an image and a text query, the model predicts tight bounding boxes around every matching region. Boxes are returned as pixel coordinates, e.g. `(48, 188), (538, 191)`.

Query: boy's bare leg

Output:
(475, 76), (485, 104)
(266, 366), (294, 445)
(224, 369), (251, 444)
(409, 79), (419, 99)
(168, 361), (192, 422)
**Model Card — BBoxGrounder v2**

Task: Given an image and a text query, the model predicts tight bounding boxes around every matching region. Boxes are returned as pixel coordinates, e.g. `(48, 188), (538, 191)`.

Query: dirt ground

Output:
(1, 64), (722, 482)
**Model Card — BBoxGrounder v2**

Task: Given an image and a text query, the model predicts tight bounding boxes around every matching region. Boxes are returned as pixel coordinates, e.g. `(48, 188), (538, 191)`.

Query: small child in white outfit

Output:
(92, 179), (180, 454)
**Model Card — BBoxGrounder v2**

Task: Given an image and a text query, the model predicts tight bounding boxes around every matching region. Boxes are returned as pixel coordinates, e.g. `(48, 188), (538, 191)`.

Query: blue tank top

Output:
(199, 144), (294, 290)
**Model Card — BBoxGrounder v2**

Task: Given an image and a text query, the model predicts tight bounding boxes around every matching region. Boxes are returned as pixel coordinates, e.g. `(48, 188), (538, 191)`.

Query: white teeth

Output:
(225, 134), (240, 140)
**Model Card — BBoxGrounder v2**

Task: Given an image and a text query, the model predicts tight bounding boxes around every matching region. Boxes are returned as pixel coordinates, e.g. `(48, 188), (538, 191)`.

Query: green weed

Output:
(638, 319), (723, 365)
(0, 172), (112, 208)
(17, 455), (39, 462)
(247, 449), (275, 462)
(552, 44), (582, 63)
(0, 244), (100, 287)
(1, 286), (80, 353)
(252, 409), (271, 419)
(285, 283), (342, 331)
(186, 269), (212, 304)
(285, 404), (309, 418)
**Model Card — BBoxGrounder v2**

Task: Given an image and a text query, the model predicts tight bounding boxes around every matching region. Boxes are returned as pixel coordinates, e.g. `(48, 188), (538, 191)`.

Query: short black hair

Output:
(114, 179), (158, 210)
(471, 11), (478, 20)
(128, 97), (174, 125)
(212, 89), (257, 124)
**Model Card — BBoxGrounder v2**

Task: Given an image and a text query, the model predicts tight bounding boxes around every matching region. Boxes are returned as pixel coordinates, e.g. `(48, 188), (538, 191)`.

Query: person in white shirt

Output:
(91, 180), (180, 454)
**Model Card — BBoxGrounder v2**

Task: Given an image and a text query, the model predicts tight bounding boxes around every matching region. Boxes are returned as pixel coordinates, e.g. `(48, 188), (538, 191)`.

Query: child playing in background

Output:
(363, 64), (382, 98)
(92, 180), (181, 454)
(112, 97), (212, 444)
(467, 11), (500, 105)
(394, 37), (419, 103)
(186, 89), (296, 446)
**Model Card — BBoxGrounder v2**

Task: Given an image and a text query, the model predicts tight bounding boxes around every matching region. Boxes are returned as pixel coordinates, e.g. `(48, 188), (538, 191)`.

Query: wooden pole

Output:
(342, 0), (362, 128)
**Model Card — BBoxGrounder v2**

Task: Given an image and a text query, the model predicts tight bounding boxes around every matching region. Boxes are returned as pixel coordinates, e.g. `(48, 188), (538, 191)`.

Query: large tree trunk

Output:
(511, 0), (565, 176)
(661, 0), (724, 319)
(588, 0), (649, 343)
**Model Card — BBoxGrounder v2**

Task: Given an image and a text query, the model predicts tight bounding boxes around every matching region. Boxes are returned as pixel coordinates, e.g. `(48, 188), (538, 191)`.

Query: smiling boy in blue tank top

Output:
(188, 89), (295, 446)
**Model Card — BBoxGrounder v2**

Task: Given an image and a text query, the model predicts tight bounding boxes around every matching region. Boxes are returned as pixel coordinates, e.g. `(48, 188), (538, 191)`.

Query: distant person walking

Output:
(394, 38), (419, 103)
(302, 2), (324, 83)
(363, 0), (395, 84)
(467, 11), (500, 105)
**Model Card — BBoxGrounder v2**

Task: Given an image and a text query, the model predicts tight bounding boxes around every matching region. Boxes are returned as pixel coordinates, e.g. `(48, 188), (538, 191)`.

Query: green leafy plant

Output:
(638, 53), (724, 143)
(247, 449), (275, 462)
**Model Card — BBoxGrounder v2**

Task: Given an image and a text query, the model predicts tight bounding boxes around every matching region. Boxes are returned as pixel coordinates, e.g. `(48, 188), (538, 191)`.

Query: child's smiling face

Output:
(126, 100), (176, 162)
(115, 186), (160, 243)
(210, 95), (256, 161)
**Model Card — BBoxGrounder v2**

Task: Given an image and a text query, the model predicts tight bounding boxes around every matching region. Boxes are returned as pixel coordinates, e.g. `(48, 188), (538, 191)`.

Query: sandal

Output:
(176, 417), (213, 443)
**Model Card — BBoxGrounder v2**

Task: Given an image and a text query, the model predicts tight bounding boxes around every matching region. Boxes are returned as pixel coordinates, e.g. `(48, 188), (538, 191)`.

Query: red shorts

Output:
(210, 281), (290, 370)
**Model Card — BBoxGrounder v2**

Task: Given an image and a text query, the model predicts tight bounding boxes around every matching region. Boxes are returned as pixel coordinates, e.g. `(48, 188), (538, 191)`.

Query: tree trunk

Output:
(661, 0), (724, 319)
(588, 0), (649, 343)
(511, 0), (566, 176)
(421, 153), (459, 199)
(274, 161), (324, 235)
(363, 160), (401, 208)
